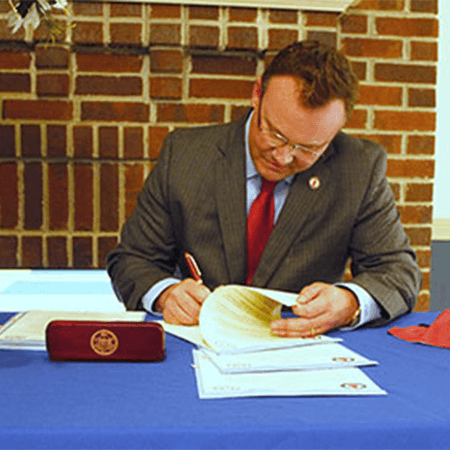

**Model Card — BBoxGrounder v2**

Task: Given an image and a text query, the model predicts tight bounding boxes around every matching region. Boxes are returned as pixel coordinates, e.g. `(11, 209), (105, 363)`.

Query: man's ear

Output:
(251, 77), (263, 108)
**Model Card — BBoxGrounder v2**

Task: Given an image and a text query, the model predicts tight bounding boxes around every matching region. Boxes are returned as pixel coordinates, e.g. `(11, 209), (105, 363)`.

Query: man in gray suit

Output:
(107, 41), (421, 337)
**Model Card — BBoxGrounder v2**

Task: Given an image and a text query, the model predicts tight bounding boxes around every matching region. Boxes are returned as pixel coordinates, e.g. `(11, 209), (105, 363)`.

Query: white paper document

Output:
(193, 350), (387, 399)
(200, 342), (378, 374)
(0, 310), (147, 350)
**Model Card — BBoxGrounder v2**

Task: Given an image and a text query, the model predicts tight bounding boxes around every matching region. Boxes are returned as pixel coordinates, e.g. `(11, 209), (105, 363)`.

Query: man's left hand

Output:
(270, 282), (360, 337)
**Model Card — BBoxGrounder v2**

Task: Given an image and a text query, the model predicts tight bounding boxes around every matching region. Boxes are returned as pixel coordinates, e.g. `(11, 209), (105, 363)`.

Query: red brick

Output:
(411, 41), (437, 61)
(0, 237), (17, 268)
(415, 249), (431, 268)
(190, 79), (253, 99)
(375, 63), (436, 84)
(269, 9), (298, 24)
(81, 102), (149, 122)
(375, 111), (435, 132)
(37, 74), (69, 97)
(0, 50), (31, 69)
(157, 103), (225, 123)
(98, 237), (118, 268)
(22, 236), (42, 268)
(0, 19), (25, 41)
(36, 46), (69, 69)
(268, 29), (299, 50)
(189, 5), (219, 19)
(47, 236), (67, 268)
(124, 127), (144, 159)
(100, 164), (119, 232)
(149, 126), (169, 158)
(72, 21), (103, 44)
(0, 73), (30, 93)
(411, 0), (438, 13)
(110, 23), (142, 45)
(150, 24), (181, 45)
(398, 205), (432, 224)
(231, 106), (250, 122)
(342, 38), (402, 58)
(229, 8), (257, 22)
(358, 85), (402, 106)
(351, 61), (367, 81)
(190, 25), (219, 48)
(99, 127), (119, 158)
(47, 125), (66, 157)
(352, 134), (402, 155)
(73, 126), (93, 158)
(73, 1), (103, 16)
(110, 3), (142, 17)
(150, 49), (183, 73)
(191, 54), (257, 76)
(408, 88), (435, 107)
(24, 163), (43, 230)
(150, 77), (182, 99)
(414, 292), (429, 312)
(353, 0), (405, 11)
(305, 12), (338, 27)
(73, 237), (93, 268)
(407, 135), (435, 155)
(0, 162), (18, 228)
(48, 163), (68, 231)
(74, 163), (93, 231)
(76, 53), (143, 73)
(150, 4), (181, 18)
(404, 226), (431, 246)
(377, 18), (437, 37)
(125, 164), (145, 219)
(21, 125), (41, 157)
(387, 159), (434, 179)
(76, 76), (142, 96)
(344, 109), (367, 130)
(406, 183), (433, 202)
(4, 100), (73, 120)
(227, 27), (258, 50)
(0, 125), (15, 157)
(306, 31), (336, 49)
(390, 182), (401, 201)
(340, 15), (367, 33)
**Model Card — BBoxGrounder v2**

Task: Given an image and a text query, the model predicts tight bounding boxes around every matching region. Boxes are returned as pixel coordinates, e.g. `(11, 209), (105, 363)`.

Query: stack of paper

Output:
(160, 285), (387, 399)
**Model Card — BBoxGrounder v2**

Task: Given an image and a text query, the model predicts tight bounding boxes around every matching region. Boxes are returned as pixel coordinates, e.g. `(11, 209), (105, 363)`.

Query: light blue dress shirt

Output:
(142, 113), (382, 328)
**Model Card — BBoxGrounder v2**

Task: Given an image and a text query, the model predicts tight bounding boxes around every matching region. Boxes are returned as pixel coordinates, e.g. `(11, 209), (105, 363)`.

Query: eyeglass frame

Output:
(256, 87), (328, 159)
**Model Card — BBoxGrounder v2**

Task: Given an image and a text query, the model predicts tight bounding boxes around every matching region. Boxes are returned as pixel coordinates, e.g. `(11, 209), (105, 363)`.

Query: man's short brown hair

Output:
(261, 41), (359, 117)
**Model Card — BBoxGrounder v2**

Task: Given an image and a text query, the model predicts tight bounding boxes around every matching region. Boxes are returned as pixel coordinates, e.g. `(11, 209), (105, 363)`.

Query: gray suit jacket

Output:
(107, 112), (422, 325)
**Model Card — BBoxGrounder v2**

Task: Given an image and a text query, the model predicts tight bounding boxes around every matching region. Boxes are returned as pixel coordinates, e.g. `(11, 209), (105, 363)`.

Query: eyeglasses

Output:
(256, 93), (324, 160)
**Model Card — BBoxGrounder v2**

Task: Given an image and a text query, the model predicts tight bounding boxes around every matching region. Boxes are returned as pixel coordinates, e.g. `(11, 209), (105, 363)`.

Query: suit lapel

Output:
(215, 117), (248, 284)
(252, 145), (336, 286)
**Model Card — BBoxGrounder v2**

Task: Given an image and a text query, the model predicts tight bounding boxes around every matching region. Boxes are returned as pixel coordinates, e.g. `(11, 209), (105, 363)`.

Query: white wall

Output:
(435, 0), (450, 220)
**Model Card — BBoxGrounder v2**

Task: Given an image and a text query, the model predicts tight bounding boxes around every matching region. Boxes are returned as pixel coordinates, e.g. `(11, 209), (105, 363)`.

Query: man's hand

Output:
(155, 279), (211, 325)
(270, 282), (360, 337)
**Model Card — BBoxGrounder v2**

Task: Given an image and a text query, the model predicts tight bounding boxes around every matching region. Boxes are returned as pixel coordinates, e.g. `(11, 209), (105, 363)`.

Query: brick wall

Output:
(0, 0), (437, 311)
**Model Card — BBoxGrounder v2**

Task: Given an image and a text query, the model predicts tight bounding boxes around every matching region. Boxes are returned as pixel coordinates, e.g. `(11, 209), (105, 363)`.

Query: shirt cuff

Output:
(335, 282), (383, 329)
(141, 277), (180, 315)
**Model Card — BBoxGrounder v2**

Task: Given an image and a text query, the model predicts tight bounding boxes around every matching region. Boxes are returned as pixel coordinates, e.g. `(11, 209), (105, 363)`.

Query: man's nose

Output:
(271, 145), (294, 165)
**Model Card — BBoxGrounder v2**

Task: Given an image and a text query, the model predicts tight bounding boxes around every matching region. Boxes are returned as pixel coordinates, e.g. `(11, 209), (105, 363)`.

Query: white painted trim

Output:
(109, 0), (354, 12)
(433, 219), (450, 241)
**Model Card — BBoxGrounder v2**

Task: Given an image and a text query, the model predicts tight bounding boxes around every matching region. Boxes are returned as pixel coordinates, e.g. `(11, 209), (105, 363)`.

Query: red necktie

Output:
(246, 179), (277, 285)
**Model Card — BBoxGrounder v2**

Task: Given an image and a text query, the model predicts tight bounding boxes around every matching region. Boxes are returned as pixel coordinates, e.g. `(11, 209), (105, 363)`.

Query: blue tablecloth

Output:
(0, 311), (449, 449)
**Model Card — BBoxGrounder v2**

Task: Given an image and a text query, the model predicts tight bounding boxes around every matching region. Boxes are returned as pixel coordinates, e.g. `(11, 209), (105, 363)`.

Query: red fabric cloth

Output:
(388, 309), (450, 349)
(246, 179), (277, 285)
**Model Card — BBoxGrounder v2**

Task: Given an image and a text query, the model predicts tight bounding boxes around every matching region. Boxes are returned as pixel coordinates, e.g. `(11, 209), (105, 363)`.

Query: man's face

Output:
(248, 75), (347, 182)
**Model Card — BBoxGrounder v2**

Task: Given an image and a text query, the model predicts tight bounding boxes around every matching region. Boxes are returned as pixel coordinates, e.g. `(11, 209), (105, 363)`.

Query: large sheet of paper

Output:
(200, 342), (377, 373)
(193, 350), (387, 399)
(0, 310), (147, 350)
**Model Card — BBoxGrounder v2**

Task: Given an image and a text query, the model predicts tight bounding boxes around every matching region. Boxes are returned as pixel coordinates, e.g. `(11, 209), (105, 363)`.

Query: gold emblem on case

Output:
(90, 329), (119, 356)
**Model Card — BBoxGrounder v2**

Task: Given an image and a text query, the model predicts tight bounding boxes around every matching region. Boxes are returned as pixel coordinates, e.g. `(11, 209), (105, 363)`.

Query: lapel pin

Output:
(309, 176), (321, 190)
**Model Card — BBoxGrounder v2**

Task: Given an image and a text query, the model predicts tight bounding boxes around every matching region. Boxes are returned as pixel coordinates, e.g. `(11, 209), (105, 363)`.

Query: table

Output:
(1, 310), (450, 449)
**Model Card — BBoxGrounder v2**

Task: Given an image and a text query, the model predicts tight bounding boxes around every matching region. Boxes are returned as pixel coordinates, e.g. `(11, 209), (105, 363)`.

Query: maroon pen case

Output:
(46, 320), (165, 362)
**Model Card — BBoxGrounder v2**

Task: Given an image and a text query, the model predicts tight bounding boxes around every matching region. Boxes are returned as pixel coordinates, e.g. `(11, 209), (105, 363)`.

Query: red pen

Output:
(184, 252), (202, 282)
